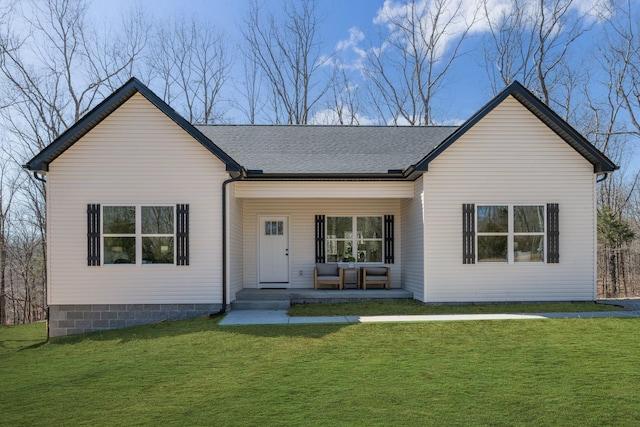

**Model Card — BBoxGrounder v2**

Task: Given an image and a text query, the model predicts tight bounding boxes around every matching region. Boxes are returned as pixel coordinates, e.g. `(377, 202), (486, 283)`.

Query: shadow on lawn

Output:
(217, 322), (349, 339)
(0, 323), (49, 351)
(0, 337), (48, 351)
(48, 314), (349, 345)
(17, 340), (49, 351)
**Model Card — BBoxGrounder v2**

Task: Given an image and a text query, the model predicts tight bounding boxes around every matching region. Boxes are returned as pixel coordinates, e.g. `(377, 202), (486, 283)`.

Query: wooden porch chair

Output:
(362, 266), (391, 289)
(314, 263), (343, 290)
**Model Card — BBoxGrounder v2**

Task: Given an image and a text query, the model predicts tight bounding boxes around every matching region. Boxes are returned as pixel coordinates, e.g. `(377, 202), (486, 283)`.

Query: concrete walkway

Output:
(218, 309), (640, 326)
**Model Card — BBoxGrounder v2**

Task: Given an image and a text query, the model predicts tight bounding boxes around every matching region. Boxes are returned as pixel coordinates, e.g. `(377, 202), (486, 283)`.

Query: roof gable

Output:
(413, 81), (617, 174)
(23, 78), (242, 173)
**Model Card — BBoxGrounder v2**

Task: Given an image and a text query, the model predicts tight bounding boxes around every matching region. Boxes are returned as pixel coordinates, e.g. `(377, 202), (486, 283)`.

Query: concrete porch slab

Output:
(235, 288), (414, 303)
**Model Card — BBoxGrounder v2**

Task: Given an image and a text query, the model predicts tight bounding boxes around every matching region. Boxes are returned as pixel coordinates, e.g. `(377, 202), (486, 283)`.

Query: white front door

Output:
(259, 216), (289, 285)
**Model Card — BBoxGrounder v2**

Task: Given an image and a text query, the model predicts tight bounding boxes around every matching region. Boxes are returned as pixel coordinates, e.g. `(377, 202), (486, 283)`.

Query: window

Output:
(477, 206), (508, 262)
(141, 206), (175, 264)
(103, 206), (136, 264)
(513, 206), (545, 263)
(103, 205), (175, 265)
(477, 205), (545, 263)
(265, 220), (284, 236)
(326, 216), (383, 263)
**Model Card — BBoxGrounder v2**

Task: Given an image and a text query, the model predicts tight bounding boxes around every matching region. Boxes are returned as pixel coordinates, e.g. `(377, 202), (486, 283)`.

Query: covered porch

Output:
(226, 179), (424, 304)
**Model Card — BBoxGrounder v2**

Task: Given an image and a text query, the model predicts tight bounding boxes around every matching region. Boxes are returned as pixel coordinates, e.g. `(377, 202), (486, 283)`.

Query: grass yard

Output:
(288, 300), (623, 316)
(2, 317), (640, 426)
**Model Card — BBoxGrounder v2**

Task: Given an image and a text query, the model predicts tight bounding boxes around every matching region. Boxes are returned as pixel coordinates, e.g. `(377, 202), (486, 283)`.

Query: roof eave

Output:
(243, 171), (408, 181)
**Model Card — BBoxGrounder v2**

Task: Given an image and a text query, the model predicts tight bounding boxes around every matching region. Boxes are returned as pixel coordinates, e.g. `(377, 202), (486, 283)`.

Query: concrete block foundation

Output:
(48, 303), (222, 337)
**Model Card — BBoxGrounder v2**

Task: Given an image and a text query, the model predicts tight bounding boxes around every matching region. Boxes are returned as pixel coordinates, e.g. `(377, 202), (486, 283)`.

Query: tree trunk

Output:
(609, 249), (618, 296)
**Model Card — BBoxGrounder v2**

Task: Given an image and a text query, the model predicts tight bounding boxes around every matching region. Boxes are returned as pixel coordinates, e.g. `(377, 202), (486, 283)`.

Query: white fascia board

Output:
(234, 181), (415, 198)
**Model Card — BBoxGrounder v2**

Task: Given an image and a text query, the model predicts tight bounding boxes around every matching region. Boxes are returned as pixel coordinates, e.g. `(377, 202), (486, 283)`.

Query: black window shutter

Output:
(87, 204), (101, 266)
(462, 204), (476, 264)
(384, 215), (395, 264)
(315, 215), (325, 263)
(176, 204), (190, 266)
(547, 203), (559, 263)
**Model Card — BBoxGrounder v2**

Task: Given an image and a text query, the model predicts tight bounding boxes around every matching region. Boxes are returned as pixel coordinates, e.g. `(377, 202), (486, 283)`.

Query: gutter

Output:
(215, 170), (245, 316)
(32, 172), (47, 183)
(243, 170), (413, 181)
(25, 170), (49, 336)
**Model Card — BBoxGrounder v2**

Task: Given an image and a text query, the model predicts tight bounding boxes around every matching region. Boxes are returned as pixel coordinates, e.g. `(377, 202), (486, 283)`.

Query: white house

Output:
(24, 78), (616, 337)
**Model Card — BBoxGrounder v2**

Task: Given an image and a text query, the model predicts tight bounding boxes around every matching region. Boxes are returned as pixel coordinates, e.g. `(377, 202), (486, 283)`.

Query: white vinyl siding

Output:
(400, 176), (425, 301)
(240, 198), (402, 289)
(47, 93), (227, 304)
(423, 96), (596, 302)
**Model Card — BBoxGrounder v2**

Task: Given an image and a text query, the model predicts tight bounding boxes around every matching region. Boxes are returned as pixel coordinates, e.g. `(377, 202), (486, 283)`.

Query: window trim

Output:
(101, 204), (176, 266)
(325, 215), (384, 264)
(476, 204), (546, 264)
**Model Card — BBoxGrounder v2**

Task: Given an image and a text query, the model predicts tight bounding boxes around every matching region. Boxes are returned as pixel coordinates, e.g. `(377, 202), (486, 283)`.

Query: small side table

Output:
(342, 268), (360, 290)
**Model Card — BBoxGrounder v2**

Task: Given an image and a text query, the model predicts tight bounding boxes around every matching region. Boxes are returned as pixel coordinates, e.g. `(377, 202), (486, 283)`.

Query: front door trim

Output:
(257, 215), (290, 288)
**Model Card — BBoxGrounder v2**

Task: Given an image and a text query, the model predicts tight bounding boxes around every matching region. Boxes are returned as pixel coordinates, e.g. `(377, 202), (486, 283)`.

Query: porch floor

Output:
(232, 288), (414, 310)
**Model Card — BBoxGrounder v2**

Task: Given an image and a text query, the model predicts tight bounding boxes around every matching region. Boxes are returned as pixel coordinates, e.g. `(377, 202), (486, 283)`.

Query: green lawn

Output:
(288, 300), (623, 316)
(2, 317), (639, 426)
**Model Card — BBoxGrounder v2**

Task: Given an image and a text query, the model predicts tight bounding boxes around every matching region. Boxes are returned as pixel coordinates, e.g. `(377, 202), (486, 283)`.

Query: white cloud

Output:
(440, 117), (466, 126)
(310, 108), (376, 125)
(371, 0), (613, 60)
(336, 27), (365, 52)
(324, 27), (369, 72)
(573, 0), (613, 22)
(374, 0), (487, 59)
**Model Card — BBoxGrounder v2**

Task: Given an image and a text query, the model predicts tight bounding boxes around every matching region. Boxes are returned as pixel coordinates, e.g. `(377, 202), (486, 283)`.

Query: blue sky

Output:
(91, 0), (381, 53)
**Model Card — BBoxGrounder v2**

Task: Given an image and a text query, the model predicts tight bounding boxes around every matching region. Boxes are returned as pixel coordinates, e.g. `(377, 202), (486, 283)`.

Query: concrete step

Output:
(235, 289), (291, 300)
(230, 299), (291, 310)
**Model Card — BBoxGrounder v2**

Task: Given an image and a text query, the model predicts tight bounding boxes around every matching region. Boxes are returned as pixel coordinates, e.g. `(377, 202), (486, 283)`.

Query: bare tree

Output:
(2, 0), (145, 127)
(242, 0), (332, 124)
(236, 48), (265, 124)
(0, 0), (146, 323)
(147, 17), (231, 124)
(599, 0), (640, 138)
(0, 159), (21, 325)
(589, 0), (640, 297)
(0, 0), (146, 164)
(331, 69), (362, 125)
(313, 69), (363, 125)
(7, 216), (46, 324)
(482, 0), (604, 113)
(365, 0), (479, 125)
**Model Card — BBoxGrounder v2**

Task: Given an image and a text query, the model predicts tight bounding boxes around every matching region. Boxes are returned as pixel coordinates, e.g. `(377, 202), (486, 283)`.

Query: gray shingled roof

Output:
(195, 125), (458, 174)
